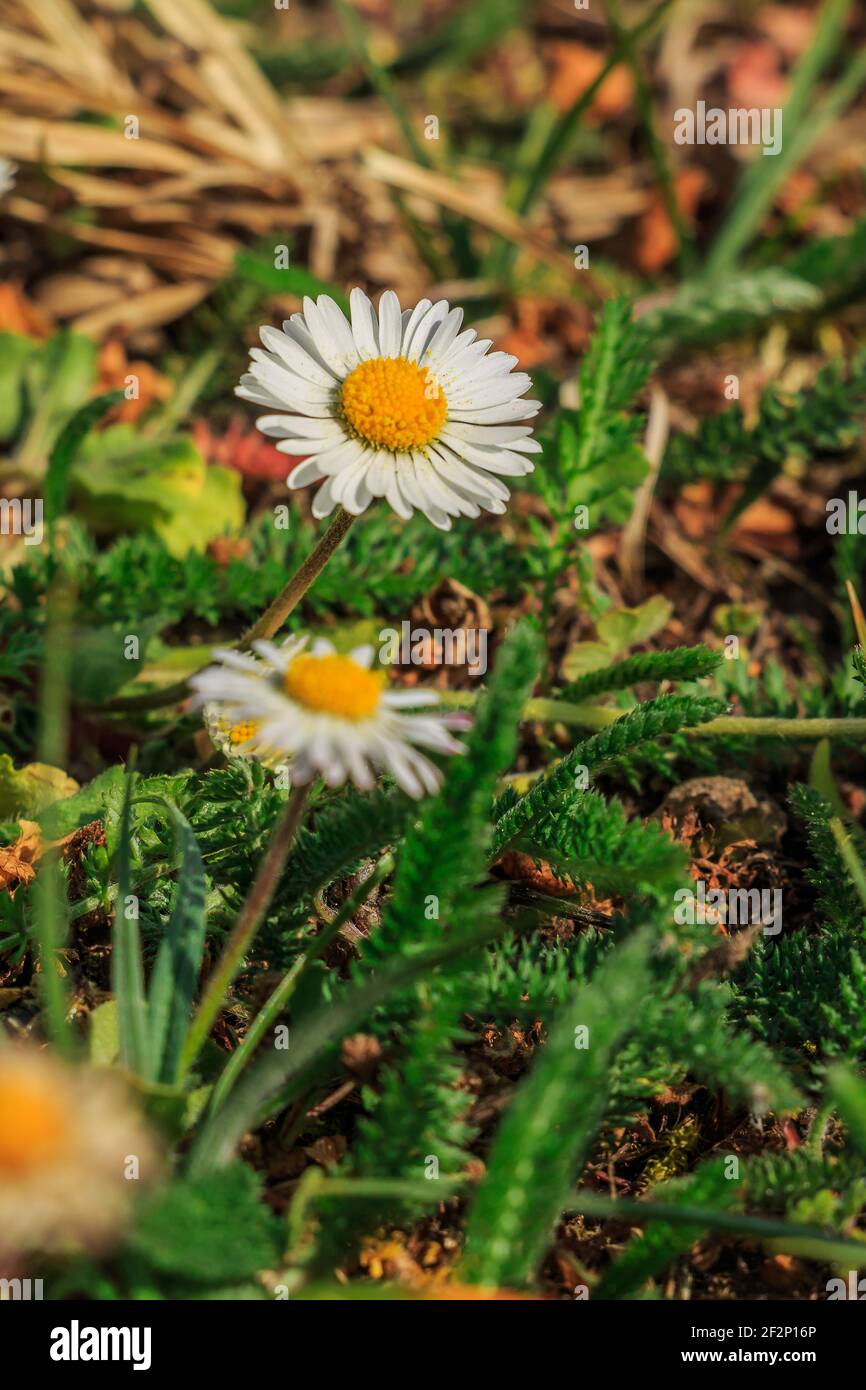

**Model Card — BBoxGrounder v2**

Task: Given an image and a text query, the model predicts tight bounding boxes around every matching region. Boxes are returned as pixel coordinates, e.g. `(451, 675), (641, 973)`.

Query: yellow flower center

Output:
(228, 720), (260, 746)
(0, 1071), (70, 1174)
(341, 356), (447, 451)
(284, 653), (383, 721)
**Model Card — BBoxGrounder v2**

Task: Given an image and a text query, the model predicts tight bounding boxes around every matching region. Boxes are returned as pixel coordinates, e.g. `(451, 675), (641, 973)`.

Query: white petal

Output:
(384, 465), (414, 520)
(365, 451), (395, 498)
(259, 326), (338, 387)
(303, 296), (358, 376)
(311, 477), (341, 518)
(287, 457), (326, 488)
(349, 288), (379, 360)
(376, 290), (403, 358)
(441, 422), (537, 446)
(405, 300), (449, 361)
(448, 399), (541, 424)
(399, 298), (432, 356)
(420, 306), (464, 369)
(314, 438), (369, 476)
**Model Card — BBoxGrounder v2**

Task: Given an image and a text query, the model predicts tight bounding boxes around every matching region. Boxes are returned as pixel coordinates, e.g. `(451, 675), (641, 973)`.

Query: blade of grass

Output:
(111, 762), (150, 1075)
(207, 851), (395, 1115)
(572, 1190), (866, 1267)
(335, 0), (473, 276)
(187, 911), (517, 1176)
(607, 0), (696, 275)
(139, 796), (208, 1085)
(44, 389), (124, 535)
(179, 781), (311, 1078)
(32, 575), (75, 1057)
(706, 0), (861, 276)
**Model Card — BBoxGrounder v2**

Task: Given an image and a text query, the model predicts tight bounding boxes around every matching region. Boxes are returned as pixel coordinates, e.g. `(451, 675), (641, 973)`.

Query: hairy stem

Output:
(208, 851), (395, 1113)
(88, 509), (357, 713)
(180, 783), (311, 1076)
(241, 507), (357, 645)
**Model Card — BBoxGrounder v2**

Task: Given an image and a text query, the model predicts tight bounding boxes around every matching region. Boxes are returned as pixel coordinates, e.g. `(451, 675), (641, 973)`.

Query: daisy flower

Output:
(0, 1048), (158, 1256)
(189, 634), (467, 798)
(236, 288), (541, 530)
(203, 709), (274, 764)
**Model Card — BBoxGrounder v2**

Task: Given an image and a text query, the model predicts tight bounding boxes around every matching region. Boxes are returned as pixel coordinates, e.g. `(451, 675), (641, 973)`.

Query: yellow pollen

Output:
(228, 720), (260, 746)
(341, 356), (447, 451)
(0, 1072), (70, 1175)
(284, 653), (384, 720)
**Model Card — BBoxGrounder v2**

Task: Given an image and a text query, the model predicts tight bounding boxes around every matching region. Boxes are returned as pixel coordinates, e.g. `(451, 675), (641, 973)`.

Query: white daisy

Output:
(189, 634), (467, 798)
(0, 1048), (159, 1257)
(236, 288), (542, 531)
(203, 707), (278, 765)
(0, 158), (16, 198)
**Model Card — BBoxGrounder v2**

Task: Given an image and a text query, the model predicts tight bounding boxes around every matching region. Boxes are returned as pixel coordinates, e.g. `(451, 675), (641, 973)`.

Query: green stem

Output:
(241, 507), (356, 645)
(208, 851), (394, 1113)
(88, 509), (357, 713)
(829, 815), (866, 913)
(180, 783), (311, 1077)
(607, 0), (696, 275)
(438, 689), (866, 741)
(706, 0), (859, 276)
(518, 0), (673, 219)
(572, 1190), (866, 1265)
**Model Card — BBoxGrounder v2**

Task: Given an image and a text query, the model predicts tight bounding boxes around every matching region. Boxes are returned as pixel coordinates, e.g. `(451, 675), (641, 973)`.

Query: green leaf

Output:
(153, 464), (245, 558)
(461, 929), (654, 1289)
(596, 596), (672, 653)
(0, 753), (78, 819)
(70, 428), (244, 556)
(67, 622), (159, 703)
(111, 769), (150, 1076)
(88, 999), (119, 1067)
(234, 251), (350, 314)
(559, 641), (612, 682)
(0, 333), (37, 441)
(130, 1163), (281, 1284)
(143, 799), (208, 1085)
(45, 389), (124, 525)
(828, 1066), (866, 1155)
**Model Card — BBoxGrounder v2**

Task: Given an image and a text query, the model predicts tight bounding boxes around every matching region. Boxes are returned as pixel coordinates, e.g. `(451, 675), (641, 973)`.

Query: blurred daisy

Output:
(236, 289), (541, 530)
(0, 1048), (158, 1256)
(190, 634), (467, 798)
(0, 159), (16, 198)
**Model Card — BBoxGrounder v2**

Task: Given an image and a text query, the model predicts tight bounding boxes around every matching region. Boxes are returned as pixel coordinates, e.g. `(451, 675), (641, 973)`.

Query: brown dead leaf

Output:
(546, 42), (633, 122)
(729, 497), (798, 556)
(727, 39), (787, 110)
(0, 820), (43, 893)
(96, 338), (174, 423)
(0, 283), (54, 338)
(634, 168), (706, 275)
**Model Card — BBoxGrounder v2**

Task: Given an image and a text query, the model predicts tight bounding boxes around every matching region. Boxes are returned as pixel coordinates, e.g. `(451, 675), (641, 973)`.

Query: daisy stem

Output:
(180, 782), (311, 1078)
(241, 507), (358, 645)
(437, 691), (866, 741)
(207, 851), (395, 1114)
(87, 509), (358, 713)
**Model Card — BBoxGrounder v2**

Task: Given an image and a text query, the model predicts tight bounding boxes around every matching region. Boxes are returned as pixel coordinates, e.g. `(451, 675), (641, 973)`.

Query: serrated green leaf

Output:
(461, 929), (654, 1288)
